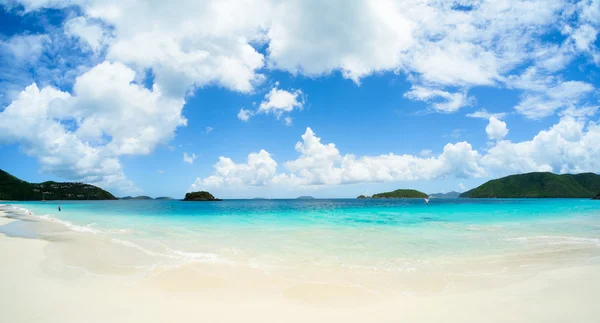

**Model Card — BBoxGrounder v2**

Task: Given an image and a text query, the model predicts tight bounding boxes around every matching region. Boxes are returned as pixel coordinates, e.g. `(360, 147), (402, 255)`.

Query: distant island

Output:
(429, 191), (461, 199)
(460, 172), (600, 198)
(120, 196), (153, 200)
(183, 191), (222, 201)
(120, 196), (173, 200)
(296, 196), (315, 200)
(360, 189), (428, 199)
(0, 169), (116, 200)
(357, 195), (370, 199)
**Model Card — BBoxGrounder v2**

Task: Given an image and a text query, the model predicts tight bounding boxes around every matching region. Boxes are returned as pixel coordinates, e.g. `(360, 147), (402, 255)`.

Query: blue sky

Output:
(0, 1), (599, 198)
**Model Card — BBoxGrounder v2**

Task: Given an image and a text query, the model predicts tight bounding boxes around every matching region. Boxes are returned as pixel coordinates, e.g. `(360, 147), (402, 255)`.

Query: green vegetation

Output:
(429, 191), (461, 199)
(0, 169), (116, 201)
(593, 192), (600, 200)
(371, 189), (428, 199)
(460, 172), (600, 198)
(356, 195), (370, 199)
(183, 191), (221, 201)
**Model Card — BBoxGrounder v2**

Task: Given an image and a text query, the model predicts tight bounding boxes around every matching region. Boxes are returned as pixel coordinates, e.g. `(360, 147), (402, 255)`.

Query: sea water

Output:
(2, 199), (600, 292)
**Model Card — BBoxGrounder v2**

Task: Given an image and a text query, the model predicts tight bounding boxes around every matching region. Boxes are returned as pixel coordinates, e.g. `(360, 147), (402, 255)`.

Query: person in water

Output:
(58, 205), (61, 212)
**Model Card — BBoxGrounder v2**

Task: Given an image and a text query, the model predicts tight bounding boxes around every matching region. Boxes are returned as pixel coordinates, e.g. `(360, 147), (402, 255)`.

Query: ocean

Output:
(2, 198), (600, 290)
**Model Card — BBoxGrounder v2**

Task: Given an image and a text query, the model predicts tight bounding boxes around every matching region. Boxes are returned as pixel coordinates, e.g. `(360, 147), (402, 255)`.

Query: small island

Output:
(296, 196), (315, 200)
(154, 197), (174, 200)
(361, 189), (428, 199)
(357, 195), (370, 199)
(183, 191), (222, 201)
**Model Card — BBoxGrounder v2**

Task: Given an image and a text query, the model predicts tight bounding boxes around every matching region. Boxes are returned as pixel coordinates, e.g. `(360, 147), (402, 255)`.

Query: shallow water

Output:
(2, 199), (600, 293)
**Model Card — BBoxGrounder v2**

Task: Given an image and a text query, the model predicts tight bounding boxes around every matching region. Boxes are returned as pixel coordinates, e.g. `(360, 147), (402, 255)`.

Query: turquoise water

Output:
(2, 199), (600, 275)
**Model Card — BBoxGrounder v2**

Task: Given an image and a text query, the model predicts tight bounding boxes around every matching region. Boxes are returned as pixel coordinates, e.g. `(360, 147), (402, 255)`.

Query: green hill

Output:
(0, 169), (117, 200)
(371, 189), (428, 199)
(460, 172), (600, 198)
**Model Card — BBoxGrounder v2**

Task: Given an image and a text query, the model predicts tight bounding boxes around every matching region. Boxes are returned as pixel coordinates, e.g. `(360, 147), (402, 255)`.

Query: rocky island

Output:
(0, 169), (116, 200)
(183, 191), (222, 201)
(460, 172), (600, 198)
(360, 189), (428, 199)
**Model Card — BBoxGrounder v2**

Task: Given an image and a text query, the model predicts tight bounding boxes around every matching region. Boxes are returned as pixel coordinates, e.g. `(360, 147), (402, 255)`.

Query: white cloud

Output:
(192, 116), (600, 192)
(237, 108), (253, 122)
(404, 86), (472, 112)
(238, 85), (304, 122)
(14, 0), (594, 99)
(466, 109), (507, 119)
(419, 149), (433, 157)
(4, 0), (600, 195)
(191, 127), (484, 190)
(205, 126), (214, 134)
(191, 150), (277, 189)
(157, 169), (165, 174)
(486, 116), (509, 140)
(0, 61), (186, 194)
(258, 87), (304, 117)
(0, 83), (139, 194)
(458, 183), (466, 191)
(1, 34), (50, 62)
(514, 81), (595, 119)
(183, 152), (197, 164)
(64, 16), (106, 52)
(481, 116), (600, 175)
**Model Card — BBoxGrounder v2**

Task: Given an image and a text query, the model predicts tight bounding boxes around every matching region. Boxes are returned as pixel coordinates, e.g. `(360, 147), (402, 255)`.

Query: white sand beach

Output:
(2, 210), (600, 323)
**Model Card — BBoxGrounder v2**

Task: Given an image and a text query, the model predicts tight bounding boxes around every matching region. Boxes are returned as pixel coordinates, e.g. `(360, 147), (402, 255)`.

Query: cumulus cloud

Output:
(3, 0), (600, 194)
(237, 85), (304, 123)
(486, 117), (509, 140)
(237, 108), (253, 122)
(405, 86), (472, 113)
(13, 0), (597, 98)
(1, 34), (50, 62)
(191, 127), (485, 190)
(0, 61), (186, 194)
(191, 150), (277, 189)
(192, 116), (600, 191)
(64, 16), (106, 52)
(481, 117), (600, 175)
(183, 152), (197, 164)
(258, 86), (304, 117)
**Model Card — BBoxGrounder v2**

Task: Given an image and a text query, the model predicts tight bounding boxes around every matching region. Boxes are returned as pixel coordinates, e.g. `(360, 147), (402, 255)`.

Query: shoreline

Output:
(2, 204), (600, 322)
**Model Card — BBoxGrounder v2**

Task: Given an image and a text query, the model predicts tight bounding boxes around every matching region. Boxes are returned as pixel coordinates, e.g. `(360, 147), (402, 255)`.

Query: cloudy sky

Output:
(0, 0), (599, 198)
